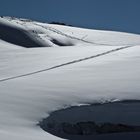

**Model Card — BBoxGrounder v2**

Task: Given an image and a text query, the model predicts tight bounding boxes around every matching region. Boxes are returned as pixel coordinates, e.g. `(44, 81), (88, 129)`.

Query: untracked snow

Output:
(0, 16), (140, 140)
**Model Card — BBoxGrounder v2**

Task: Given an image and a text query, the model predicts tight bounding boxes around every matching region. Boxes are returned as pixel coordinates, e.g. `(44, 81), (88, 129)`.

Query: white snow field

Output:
(0, 16), (140, 140)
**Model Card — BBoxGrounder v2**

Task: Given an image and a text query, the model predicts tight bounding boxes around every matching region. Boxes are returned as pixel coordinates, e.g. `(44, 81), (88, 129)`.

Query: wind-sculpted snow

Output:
(0, 17), (140, 140)
(0, 17), (78, 47)
(0, 20), (47, 48)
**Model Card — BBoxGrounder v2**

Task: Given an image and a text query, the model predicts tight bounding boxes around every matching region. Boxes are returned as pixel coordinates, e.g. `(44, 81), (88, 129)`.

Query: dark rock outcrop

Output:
(62, 122), (97, 135)
(40, 121), (140, 136)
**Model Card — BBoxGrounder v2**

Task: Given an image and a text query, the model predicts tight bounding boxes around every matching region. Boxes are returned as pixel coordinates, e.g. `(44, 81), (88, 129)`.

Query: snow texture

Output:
(0, 16), (140, 140)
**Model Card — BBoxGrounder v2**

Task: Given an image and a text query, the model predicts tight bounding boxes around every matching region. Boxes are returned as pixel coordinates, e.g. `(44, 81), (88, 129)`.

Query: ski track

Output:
(0, 45), (135, 83)
(33, 22), (94, 44)
(4, 18), (134, 47)
(34, 22), (139, 47)
(33, 22), (117, 46)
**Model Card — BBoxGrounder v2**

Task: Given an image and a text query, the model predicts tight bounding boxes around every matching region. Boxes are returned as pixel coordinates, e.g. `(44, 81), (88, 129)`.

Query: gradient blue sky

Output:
(0, 0), (140, 34)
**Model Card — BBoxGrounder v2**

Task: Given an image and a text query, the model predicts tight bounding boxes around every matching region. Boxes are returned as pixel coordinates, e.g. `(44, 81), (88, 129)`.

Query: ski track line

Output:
(5, 19), (135, 47)
(3, 18), (136, 47)
(0, 45), (135, 83)
(33, 22), (92, 44)
(33, 23), (116, 46)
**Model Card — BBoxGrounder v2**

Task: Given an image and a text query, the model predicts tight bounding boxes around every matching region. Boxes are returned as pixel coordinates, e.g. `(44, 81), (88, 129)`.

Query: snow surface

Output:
(0, 16), (140, 139)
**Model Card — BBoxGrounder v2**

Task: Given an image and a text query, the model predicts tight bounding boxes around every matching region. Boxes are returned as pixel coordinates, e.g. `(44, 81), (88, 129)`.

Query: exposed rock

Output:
(42, 122), (140, 135)
(62, 122), (82, 135)
(97, 123), (136, 134)
(76, 122), (97, 135)
(50, 22), (72, 26)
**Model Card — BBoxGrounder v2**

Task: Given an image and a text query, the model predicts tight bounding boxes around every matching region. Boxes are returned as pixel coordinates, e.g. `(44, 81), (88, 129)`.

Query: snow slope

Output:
(0, 16), (140, 140)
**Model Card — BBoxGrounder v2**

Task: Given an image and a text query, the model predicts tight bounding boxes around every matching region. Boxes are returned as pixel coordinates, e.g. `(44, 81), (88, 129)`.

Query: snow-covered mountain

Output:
(0, 16), (140, 140)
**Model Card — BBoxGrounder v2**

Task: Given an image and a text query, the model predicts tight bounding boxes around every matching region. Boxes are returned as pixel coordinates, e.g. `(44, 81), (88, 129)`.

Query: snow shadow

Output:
(51, 38), (74, 46)
(39, 100), (140, 140)
(0, 22), (47, 48)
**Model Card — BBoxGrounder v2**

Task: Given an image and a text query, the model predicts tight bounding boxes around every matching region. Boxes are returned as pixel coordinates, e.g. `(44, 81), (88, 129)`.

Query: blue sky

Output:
(0, 0), (140, 34)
